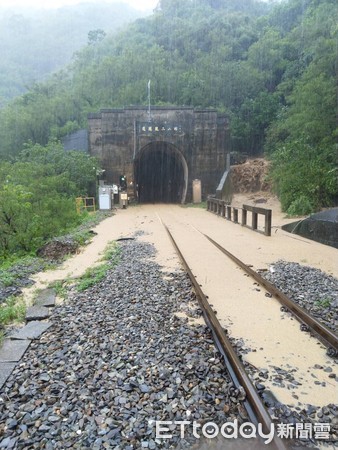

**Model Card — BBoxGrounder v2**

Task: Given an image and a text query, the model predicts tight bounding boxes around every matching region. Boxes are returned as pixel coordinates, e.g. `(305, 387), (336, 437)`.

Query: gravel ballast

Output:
(1, 238), (337, 449)
(262, 260), (338, 334)
(0, 238), (243, 449)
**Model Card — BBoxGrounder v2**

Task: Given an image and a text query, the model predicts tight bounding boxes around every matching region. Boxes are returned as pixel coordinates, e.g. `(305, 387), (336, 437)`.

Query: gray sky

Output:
(0, 0), (158, 11)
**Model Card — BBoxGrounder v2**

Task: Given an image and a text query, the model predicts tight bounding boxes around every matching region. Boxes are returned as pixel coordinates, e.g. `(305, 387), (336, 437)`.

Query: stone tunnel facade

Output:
(88, 106), (229, 203)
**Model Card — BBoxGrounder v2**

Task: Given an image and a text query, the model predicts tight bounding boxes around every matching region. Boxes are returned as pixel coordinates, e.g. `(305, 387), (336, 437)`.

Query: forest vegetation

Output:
(0, 0), (337, 258)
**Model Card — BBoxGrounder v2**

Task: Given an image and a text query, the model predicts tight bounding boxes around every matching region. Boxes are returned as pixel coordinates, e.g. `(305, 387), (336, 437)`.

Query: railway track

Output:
(162, 220), (338, 450)
(203, 233), (338, 356)
(0, 205), (336, 449)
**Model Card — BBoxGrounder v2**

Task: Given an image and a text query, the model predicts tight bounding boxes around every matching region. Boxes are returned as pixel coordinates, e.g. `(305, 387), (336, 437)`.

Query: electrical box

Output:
(99, 186), (112, 210)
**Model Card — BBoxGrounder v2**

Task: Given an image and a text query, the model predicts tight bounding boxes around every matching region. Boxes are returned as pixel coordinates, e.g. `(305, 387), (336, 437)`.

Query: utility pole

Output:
(148, 80), (151, 122)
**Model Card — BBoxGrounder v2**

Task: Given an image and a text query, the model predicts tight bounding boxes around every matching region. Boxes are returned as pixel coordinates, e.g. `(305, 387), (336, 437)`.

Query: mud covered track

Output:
(163, 223), (288, 450)
(202, 233), (338, 354)
(1, 204), (336, 449)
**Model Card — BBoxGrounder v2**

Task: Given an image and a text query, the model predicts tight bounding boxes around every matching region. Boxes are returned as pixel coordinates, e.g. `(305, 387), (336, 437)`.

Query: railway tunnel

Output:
(87, 107), (229, 203)
(134, 142), (188, 204)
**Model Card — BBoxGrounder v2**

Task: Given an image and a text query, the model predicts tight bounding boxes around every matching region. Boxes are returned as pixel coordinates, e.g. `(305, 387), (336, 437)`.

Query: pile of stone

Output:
(1, 241), (337, 449)
(0, 240), (244, 449)
(262, 260), (338, 334)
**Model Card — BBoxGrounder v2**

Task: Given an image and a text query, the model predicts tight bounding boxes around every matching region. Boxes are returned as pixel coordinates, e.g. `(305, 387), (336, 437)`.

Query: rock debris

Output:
(262, 260), (338, 334)
(0, 239), (241, 449)
(1, 241), (337, 448)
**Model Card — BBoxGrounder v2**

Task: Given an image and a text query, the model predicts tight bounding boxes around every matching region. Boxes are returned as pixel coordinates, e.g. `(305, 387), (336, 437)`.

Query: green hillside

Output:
(0, 0), (337, 255)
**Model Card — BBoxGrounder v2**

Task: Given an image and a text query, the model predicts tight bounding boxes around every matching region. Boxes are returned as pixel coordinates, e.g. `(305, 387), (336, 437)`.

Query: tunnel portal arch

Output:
(88, 107), (229, 202)
(134, 142), (188, 204)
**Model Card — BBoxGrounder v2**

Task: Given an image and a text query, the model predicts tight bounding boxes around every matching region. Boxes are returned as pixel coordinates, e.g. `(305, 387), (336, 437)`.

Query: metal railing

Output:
(76, 197), (96, 214)
(207, 198), (272, 236)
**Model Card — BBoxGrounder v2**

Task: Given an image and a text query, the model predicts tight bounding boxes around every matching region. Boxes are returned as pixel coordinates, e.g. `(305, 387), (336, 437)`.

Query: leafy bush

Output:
(0, 140), (99, 258)
(270, 138), (337, 213)
(286, 196), (314, 217)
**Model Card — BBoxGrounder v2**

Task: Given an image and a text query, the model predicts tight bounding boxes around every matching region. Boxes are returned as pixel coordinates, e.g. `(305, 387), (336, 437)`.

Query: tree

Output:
(88, 29), (106, 45)
(0, 141), (99, 256)
(271, 138), (337, 214)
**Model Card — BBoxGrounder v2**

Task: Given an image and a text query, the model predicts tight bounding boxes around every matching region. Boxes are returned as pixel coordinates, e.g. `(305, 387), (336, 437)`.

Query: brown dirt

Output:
(231, 158), (271, 193)
(37, 238), (80, 261)
(22, 204), (338, 414)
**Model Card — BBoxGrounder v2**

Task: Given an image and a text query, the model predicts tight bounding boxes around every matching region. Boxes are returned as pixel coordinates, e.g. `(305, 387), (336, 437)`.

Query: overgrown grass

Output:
(76, 242), (121, 292)
(0, 296), (26, 327)
(102, 241), (121, 263)
(76, 264), (110, 292)
(0, 272), (17, 287)
(0, 210), (114, 332)
(0, 211), (112, 291)
(315, 298), (331, 308)
(0, 255), (50, 288)
(43, 210), (113, 260)
(72, 210), (112, 233)
(49, 280), (69, 299)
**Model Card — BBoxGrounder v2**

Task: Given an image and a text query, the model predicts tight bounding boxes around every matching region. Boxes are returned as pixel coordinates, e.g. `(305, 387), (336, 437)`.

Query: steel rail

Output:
(203, 233), (338, 354)
(163, 223), (289, 450)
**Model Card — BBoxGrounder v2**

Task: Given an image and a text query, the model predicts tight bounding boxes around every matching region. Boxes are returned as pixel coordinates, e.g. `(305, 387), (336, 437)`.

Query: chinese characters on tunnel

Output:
(138, 122), (183, 135)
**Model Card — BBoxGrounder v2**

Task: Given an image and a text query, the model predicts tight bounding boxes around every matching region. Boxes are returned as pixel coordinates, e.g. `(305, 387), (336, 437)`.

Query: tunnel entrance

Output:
(135, 142), (188, 203)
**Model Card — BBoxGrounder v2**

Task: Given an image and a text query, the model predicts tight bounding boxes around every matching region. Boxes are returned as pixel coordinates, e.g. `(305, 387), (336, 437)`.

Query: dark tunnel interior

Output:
(135, 143), (185, 203)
